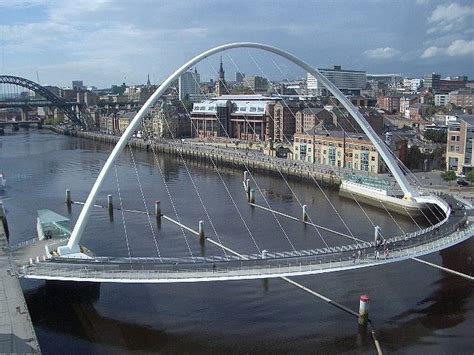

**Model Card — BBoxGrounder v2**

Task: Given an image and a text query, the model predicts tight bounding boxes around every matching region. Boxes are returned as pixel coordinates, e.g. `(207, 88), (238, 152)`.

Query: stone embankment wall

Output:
(49, 127), (342, 187)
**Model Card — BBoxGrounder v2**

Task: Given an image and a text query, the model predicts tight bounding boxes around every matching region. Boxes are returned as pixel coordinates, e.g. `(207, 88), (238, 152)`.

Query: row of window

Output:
(236, 106), (265, 113)
(296, 154), (376, 172)
(295, 138), (375, 151)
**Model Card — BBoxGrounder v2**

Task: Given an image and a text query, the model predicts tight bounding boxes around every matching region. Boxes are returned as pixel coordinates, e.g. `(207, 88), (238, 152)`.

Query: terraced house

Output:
(293, 129), (383, 173)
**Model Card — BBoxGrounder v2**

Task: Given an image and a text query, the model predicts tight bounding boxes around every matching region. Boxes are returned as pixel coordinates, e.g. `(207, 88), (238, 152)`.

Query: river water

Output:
(1, 130), (473, 354)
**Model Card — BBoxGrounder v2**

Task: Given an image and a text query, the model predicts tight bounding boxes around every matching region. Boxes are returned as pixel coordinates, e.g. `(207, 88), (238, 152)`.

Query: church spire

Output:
(218, 56), (225, 81)
(216, 57), (229, 97)
(146, 73), (151, 86)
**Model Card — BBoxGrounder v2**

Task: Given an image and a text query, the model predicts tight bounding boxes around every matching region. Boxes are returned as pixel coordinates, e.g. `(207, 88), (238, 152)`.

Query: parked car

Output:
(457, 179), (469, 186)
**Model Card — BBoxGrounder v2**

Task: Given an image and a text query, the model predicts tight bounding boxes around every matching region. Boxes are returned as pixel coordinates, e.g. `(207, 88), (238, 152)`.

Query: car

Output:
(457, 179), (469, 186)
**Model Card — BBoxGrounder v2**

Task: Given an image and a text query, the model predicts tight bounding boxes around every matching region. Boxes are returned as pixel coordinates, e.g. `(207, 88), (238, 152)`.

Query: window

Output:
(451, 136), (456, 141)
(258, 107), (264, 112)
(371, 156), (375, 161)
(455, 146), (460, 152)
(456, 136), (460, 141)
(250, 107), (257, 112)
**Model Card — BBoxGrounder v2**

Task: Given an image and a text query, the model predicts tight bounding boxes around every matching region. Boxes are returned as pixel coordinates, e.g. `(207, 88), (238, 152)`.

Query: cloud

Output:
(364, 47), (400, 59)
(421, 39), (474, 58)
(421, 46), (443, 58)
(427, 3), (474, 34)
(446, 39), (474, 56)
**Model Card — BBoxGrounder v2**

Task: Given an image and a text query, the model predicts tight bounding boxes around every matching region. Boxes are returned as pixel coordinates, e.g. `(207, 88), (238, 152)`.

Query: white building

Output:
(435, 93), (450, 107)
(403, 78), (423, 92)
(178, 69), (200, 100)
(307, 65), (366, 95)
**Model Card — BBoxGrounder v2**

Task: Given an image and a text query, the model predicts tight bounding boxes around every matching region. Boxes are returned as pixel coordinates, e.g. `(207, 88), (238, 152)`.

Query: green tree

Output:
(440, 170), (456, 185)
(466, 170), (474, 183)
(423, 129), (447, 143)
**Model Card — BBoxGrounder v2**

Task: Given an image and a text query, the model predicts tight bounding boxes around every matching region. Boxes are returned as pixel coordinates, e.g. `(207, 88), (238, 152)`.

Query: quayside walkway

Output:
(0, 215), (40, 353)
(18, 212), (473, 283)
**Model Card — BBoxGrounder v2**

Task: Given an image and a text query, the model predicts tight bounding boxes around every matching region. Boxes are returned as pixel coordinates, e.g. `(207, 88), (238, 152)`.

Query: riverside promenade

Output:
(50, 127), (389, 187)
(0, 207), (40, 354)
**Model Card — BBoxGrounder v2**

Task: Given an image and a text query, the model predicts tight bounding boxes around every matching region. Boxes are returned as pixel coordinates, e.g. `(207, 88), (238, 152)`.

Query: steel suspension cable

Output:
(157, 98), (233, 257)
(113, 164), (132, 261)
(140, 120), (197, 261)
(127, 143), (162, 260)
(242, 51), (357, 238)
(211, 57), (331, 248)
(174, 88), (261, 254)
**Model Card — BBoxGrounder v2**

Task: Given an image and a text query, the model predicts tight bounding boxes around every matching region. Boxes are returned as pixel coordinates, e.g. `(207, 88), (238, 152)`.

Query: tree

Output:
(466, 170), (474, 183)
(440, 170), (456, 185)
(423, 129), (447, 143)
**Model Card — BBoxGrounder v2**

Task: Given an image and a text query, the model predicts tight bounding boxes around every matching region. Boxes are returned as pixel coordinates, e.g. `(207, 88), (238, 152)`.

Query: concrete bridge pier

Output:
(21, 107), (30, 122)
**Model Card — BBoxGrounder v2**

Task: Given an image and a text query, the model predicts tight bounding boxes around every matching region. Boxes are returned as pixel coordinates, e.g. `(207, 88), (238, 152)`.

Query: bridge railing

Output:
(20, 220), (473, 280)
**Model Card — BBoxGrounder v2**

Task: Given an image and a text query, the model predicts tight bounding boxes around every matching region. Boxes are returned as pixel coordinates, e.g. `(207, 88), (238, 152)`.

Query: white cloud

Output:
(421, 46), (443, 58)
(446, 39), (474, 56)
(421, 39), (474, 58)
(427, 3), (474, 34)
(364, 47), (400, 59)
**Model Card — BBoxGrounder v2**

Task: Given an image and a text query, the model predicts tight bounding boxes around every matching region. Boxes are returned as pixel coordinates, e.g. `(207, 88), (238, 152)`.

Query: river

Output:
(1, 129), (473, 354)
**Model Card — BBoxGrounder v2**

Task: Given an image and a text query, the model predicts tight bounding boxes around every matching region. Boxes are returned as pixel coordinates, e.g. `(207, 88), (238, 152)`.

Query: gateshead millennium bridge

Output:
(8, 43), (473, 283)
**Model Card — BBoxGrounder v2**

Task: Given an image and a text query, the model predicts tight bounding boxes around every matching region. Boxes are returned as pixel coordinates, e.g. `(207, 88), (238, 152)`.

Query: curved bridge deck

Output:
(18, 215), (473, 283)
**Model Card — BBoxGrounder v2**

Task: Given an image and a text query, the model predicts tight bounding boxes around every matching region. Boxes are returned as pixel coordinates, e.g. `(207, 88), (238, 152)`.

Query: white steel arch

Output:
(59, 42), (421, 256)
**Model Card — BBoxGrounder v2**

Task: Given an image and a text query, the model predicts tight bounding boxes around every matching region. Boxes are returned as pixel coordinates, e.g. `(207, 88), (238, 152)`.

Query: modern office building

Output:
(235, 72), (245, 83)
(434, 93), (450, 107)
(245, 76), (269, 93)
(446, 114), (474, 174)
(178, 68), (200, 100)
(423, 73), (441, 90)
(307, 65), (367, 95)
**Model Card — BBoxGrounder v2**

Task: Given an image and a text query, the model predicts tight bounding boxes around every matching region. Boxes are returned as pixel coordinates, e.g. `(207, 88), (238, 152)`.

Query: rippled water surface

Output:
(1, 130), (473, 354)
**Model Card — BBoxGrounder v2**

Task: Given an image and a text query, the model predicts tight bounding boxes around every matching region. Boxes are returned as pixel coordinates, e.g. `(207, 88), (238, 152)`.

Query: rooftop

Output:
(458, 114), (474, 126)
(215, 94), (278, 101)
(298, 128), (371, 141)
(301, 107), (326, 116)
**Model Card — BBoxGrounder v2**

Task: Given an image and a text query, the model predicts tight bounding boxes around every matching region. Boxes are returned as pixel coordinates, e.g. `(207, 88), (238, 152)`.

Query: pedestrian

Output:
(213, 263), (216, 273)
(375, 250), (380, 260)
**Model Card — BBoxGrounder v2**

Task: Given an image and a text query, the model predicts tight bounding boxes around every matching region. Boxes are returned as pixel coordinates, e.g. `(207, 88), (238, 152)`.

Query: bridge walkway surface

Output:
(19, 212), (473, 283)
(0, 219), (41, 354)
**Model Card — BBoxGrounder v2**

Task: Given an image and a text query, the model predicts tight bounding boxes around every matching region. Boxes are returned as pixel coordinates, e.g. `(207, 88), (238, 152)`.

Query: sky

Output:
(0, 0), (473, 88)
